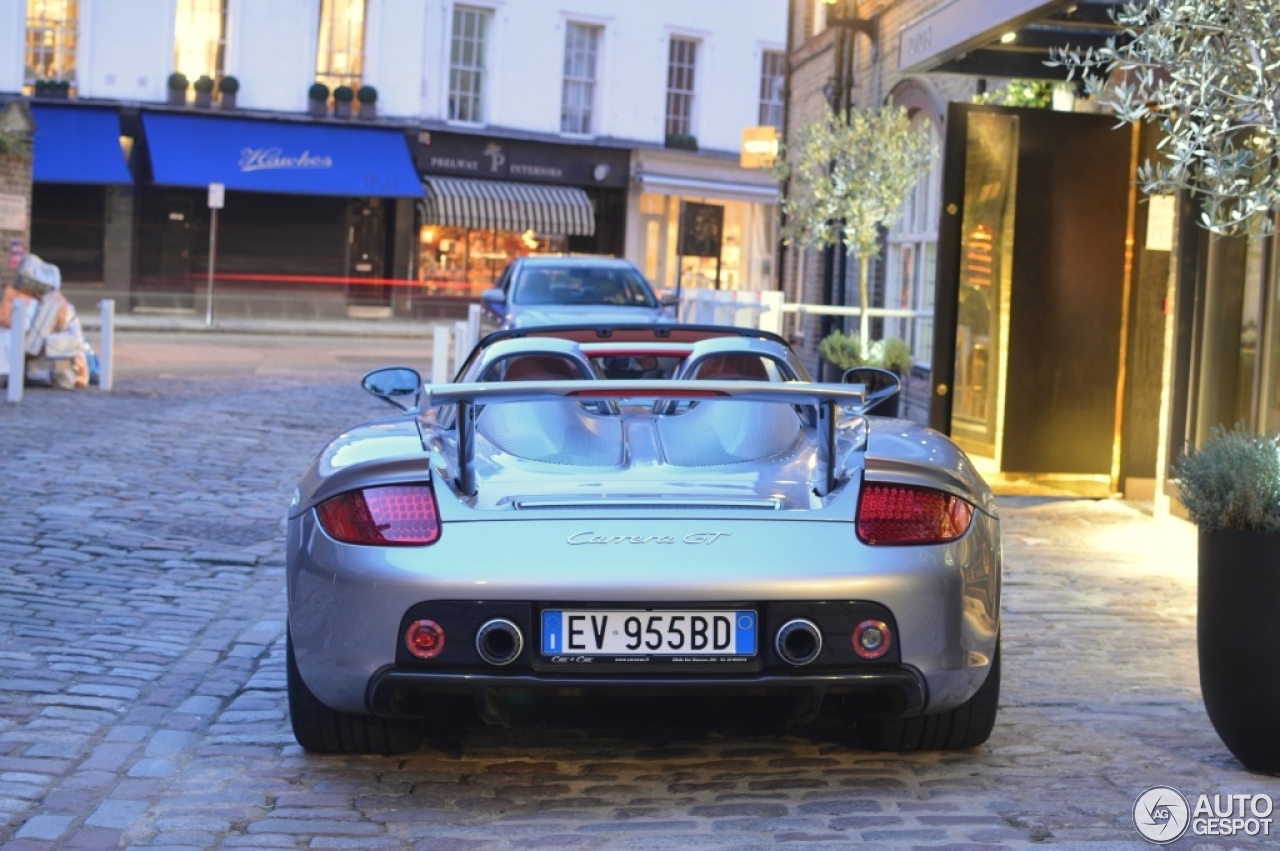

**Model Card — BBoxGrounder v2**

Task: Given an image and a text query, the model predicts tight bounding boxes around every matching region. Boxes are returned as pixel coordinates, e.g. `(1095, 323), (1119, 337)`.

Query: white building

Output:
(1, 0), (786, 318)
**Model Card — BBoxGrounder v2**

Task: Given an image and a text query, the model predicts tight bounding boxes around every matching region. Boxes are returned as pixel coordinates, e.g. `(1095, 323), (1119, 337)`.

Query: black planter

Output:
(1198, 529), (1280, 774)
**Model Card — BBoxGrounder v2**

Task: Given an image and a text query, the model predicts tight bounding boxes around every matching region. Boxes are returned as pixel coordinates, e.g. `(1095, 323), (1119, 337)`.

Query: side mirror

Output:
(362, 367), (423, 413)
(481, 288), (506, 304)
(841, 366), (901, 413)
(660, 292), (680, 307)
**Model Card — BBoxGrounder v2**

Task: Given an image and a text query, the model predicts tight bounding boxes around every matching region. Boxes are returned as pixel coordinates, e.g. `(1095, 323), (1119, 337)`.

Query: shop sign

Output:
(416, 131), (629, 189)
(0, 194), (27, 231)
(740, 126), (778, 169)
(238, 148), (334, 172)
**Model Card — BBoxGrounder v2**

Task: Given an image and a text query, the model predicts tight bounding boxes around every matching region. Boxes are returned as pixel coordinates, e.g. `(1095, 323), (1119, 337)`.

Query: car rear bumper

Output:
(366, 667), (927, 722)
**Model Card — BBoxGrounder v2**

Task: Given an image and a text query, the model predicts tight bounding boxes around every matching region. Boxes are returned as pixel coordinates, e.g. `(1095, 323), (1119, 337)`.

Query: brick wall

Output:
(0, 149), (34, 291)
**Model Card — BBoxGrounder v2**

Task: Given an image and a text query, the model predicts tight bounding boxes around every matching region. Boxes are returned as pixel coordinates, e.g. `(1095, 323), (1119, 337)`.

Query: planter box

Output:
(1199, 529), (1280, 775)
(308, 99), (328, 118)
(220, 92), (237, 110)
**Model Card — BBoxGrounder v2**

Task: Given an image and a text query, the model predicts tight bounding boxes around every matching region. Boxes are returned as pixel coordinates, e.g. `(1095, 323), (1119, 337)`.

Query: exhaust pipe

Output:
(476, 618), (524, 666)
(775, 618), (823, 666)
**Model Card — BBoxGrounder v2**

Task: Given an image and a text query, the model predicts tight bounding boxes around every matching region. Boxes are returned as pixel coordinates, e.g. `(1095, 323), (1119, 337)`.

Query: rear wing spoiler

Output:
(426, 380), (876, 498)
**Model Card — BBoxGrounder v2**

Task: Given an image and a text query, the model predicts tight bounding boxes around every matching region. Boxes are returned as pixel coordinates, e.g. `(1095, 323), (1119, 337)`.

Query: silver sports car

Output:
(286, 324), (1001, 754)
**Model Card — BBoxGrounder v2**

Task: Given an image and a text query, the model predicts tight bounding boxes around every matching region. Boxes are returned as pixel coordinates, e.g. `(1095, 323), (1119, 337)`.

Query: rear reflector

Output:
(316, 484), (440, 546)
(405, 619), (446, 659)
(856, 482), (974, 545)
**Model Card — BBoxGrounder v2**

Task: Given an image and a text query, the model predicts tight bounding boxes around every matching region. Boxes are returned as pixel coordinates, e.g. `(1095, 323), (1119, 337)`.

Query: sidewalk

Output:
(77, 311), (448, 339)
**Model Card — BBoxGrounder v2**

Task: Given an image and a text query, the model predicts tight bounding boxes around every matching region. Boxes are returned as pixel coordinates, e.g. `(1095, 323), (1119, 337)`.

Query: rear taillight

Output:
(856, 482), (974, 545)
(315, 484), (440, 546)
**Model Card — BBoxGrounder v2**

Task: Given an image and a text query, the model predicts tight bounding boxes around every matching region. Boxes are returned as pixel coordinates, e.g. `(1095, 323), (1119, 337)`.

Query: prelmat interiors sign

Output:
(415, 131), (630, 190)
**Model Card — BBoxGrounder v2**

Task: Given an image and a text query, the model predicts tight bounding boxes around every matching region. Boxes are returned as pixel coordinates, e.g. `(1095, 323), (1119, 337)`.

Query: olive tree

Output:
(778, 104), (935, 356)
(1050, 0), (1279, 236)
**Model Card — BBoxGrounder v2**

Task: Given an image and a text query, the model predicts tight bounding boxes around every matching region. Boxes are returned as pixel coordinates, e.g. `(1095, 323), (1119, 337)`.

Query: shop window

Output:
(450, 6), (491, 124)
(561, 22), (600, 135)
(175, 0), (228, 84)
(24, 0), (77, 87)
(418, 225), (566, 296)
(758, 51), (784, 129)
(885, 114), (941, 366)
(665, 37), (698, 139)
(315, 0), (366, 91)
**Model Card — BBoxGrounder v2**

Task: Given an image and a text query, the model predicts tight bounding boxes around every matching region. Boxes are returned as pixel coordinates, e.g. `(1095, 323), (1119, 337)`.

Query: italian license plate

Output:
(541, 610), (757, 656)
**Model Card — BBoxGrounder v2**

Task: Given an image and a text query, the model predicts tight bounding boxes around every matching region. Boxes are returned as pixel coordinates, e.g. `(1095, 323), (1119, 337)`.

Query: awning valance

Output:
(30, 105), (132, 184)
(636, 172), (778, 205)
(420, 176), (595, 236)
(141, 113), (422, 197)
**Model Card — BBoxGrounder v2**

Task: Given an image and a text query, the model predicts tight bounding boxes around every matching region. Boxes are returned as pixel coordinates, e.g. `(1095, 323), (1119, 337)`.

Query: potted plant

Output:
(35, 79), (69, 99)
(1174, 425), (1280, 775)
(664, 133), (698, 151)
(193, 75), (215, 108)
(357, 85), (378, 119)
(308, 82), (330, 117)
(819, 330), (913, 416)
(218, 75), (239, 110)
(167, 73), (188, 105)
(333, 85), (354, 118)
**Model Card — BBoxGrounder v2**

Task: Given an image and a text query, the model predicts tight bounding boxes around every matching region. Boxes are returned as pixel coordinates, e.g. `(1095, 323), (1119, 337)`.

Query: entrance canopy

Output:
(421, 176), (595, 236)
(142, 113), (422, 197)
(898, 0), (1122, 79)
(30, 105), (132, 184)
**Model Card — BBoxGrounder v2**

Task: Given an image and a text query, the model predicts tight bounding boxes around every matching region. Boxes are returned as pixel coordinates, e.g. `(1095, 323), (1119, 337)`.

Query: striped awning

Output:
(420, 176), (596, 236)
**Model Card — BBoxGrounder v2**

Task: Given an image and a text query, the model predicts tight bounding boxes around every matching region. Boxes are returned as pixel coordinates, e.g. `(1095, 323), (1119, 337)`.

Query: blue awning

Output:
(141, 113), (422, 198)
(30, 105), (133, 184)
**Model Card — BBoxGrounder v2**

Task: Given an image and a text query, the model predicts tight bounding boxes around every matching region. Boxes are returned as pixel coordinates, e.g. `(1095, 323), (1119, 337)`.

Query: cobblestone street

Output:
(0, 333), (1276, 850)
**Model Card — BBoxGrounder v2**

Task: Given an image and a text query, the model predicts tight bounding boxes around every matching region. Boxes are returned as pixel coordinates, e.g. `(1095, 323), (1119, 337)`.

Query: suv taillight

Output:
(315, 484), (440, 546)
(856, 482), (974, 545)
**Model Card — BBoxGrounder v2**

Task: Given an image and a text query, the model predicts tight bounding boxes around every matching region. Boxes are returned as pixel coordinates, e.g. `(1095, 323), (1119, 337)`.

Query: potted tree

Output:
(777, 105), (935, 374)
(357, 85), (378, 119)
(218, 75), (239, 110)
(193, 75), (215, 108)
(167, 73), (188, 105)
(1174, 425), (1280, 775)
(818, 330), (913, 417)
(308, 82), (330, 117)
(333, 85), (354, 118)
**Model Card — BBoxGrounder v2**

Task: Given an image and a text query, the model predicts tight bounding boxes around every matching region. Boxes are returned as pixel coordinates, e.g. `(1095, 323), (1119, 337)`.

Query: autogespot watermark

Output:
(1133, 785), (1275, 844)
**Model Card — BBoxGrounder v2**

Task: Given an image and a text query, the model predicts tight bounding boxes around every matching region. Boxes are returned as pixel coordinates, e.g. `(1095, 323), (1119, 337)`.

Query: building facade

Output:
(0, 0), (786, 319)
(785, 0), (1280, 513)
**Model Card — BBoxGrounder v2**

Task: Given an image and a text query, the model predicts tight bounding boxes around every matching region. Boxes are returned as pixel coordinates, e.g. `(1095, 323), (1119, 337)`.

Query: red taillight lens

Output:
(856, 482), (974, 545)
(405, 619), (446, 659)
(315, 484), (440, 546)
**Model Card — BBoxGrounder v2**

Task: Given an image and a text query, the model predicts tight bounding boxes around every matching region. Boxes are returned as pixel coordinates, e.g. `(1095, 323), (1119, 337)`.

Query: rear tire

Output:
(855, 640), (1001, 752)
(286, 632), (424, 754)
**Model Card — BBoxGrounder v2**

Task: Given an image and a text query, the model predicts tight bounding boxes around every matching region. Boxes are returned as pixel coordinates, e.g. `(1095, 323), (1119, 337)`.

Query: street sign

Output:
(207, 182), (225, 209)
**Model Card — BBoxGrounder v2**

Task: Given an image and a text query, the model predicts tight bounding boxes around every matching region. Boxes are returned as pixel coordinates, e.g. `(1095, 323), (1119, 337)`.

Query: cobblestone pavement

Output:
(1, 334), (1277, 850)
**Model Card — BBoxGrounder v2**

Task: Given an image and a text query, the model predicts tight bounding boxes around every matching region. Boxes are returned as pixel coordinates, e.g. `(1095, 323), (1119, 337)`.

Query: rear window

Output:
(514, 266), (658, 307)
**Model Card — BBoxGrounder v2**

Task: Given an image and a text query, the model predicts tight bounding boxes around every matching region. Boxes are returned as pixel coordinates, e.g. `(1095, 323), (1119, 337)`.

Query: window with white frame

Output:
(449, 6), (491, 123)
(315, 0), (367, 91)
(175, 0), (228, 83)
(561, 22), (600, 135)
(885, 114), (942, 365)
(759, 51), (784, 128)
(666, 37), (698, 138)
(25, 0), (78, 85)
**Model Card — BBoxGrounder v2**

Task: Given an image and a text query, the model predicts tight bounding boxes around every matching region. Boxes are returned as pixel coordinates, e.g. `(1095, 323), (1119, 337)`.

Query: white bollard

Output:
(452, 320), (469, 378)
(758, 291), (784, 335)
(431, 324), (451, 385)
(98, 298), (115, 393)
(467, 303), (481, 350)
(7, 298), (26, 403)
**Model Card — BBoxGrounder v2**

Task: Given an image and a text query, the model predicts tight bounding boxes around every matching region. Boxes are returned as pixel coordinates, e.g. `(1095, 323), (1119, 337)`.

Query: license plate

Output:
(541, 610), (757, 656)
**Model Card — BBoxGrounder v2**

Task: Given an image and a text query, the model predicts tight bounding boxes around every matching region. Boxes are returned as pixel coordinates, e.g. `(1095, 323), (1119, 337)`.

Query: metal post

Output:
(431, 324), (451, 385)
(205, 207), (219, 327)
(98, 298), (115, 392)
(7, 299), (26, 404)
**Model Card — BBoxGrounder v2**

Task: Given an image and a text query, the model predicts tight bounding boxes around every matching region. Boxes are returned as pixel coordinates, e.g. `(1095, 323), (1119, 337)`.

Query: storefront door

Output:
(346, 198), (390, 316)
(931, 104), (1137, 480)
